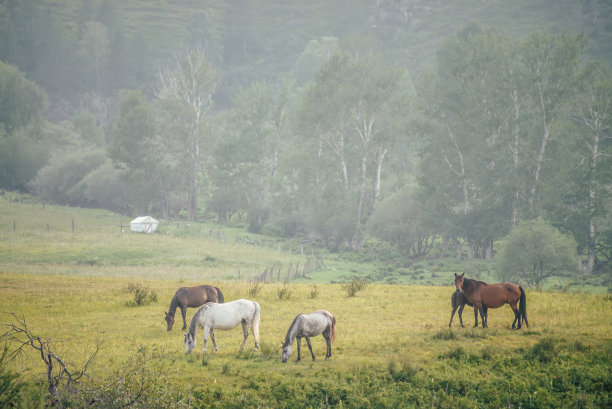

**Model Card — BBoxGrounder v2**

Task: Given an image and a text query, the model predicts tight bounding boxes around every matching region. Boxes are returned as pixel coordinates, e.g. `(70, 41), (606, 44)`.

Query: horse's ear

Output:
(460, 273), (464, 278)
(454, 273), (457, 278)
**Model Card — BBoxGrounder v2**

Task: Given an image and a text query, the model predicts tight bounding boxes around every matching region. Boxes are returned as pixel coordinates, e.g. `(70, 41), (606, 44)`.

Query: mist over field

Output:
(0, 1), (611, 407)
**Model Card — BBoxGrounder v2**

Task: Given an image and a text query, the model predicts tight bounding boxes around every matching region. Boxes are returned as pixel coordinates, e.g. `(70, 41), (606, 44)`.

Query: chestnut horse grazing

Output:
(281, 310), (336, 363)
(449, 289), (478, 328)
(164, 285), (224, 331)
(454, 273), (528, 329)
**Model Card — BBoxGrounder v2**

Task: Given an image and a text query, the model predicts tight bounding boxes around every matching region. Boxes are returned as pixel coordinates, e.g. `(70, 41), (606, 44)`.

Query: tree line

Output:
(0, 7), (610, 275)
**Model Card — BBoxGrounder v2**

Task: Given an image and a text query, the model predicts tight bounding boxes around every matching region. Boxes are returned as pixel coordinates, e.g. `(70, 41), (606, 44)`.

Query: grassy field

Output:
(0, 195), (611, 408)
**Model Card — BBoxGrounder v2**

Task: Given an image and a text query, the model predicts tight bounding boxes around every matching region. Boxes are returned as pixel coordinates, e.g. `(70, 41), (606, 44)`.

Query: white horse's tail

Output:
(330, 314), (336, 345)
(251, 301), (261, 347)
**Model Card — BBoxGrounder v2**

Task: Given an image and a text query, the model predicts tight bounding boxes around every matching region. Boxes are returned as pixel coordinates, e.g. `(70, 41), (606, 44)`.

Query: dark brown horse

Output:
(454, 273), (528, 329)
(164, 285), (224, 331)
(449, 289), (478, 328)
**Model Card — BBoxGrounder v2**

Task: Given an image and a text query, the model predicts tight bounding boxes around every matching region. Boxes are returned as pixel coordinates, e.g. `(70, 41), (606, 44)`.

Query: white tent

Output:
(130, 216), (159, 233)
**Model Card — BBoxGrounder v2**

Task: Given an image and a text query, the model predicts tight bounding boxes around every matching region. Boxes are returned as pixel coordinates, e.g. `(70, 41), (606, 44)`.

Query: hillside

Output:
(1, 192), (609, 292)
(3, 0), (610, 106)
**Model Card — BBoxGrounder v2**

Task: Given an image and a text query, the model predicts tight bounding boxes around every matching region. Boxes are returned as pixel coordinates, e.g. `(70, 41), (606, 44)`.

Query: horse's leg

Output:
(210, 329), (218, 353)
(296, 337), (302, 362)
(324, 333), (332, 360)
(249, 319), (259, 351)
(510, 301), (520, 329)
(474, 302), (484, 328)
(473, 306), (478, 327)
(304, 337), (315, 361)
(240, 320), (248, 351)
(181, 305), (187, 331)
(458, 303), (465, 328)
(202, 325), (209, 354)
(449, 304), (458, 327)
(482, 306), (488, 328)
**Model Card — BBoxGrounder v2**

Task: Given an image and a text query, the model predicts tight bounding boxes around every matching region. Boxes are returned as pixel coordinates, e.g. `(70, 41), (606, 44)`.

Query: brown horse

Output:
(449, 289), (478, 328)
(164, 285), (224, 331)
(454, 273), (528, 329)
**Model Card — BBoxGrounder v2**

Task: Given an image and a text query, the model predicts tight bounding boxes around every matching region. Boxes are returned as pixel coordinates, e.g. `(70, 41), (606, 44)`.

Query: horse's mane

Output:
(463, 277), (487, 291)
(283, 315), (301, 347)
(168, 294), (180, 316)
(188, 303), (215, 336)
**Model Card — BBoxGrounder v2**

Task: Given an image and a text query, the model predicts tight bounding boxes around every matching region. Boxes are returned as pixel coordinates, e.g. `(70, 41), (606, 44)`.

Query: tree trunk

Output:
(374, 146), (387, 201)
(510, 88), (521, 229)
(586, 129), (600, 272)
(528, 83), (550, 213)
(445, 125), (473, 257)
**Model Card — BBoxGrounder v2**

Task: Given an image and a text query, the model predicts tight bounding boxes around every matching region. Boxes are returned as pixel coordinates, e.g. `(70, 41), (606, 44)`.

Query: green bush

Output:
(124, 283), (158, 306)
(341, 279), (368, 297)
(309, 284), (319, 299)
(247, 280), (263, 297)
(277, 282), (292, 301)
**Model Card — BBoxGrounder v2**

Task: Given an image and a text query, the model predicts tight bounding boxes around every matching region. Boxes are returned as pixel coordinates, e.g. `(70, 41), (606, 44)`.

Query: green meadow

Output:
(0, 196), (610, 408)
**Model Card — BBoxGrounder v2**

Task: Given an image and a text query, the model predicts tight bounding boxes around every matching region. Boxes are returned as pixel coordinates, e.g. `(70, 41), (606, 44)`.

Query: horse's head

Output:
(281, 342), (292, 363)
(184, 332), (196, 354)
(454, 273), (465, 292)
(164, 311), (174, 331)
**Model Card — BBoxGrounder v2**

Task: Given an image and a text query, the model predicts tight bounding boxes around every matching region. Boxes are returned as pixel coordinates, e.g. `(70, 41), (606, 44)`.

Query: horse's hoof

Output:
(461, 324), (465, 328)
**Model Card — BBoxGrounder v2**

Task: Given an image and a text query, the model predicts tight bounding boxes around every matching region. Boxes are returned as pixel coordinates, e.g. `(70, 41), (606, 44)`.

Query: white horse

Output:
(184, 299), (260, 354)
(281, 310), (336, 363)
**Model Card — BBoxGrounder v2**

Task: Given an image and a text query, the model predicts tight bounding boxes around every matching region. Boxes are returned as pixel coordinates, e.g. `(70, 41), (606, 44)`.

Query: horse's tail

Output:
(451, 290), (458, 309)
(215, 287), (225, 303)
(329, 314), (337, 345)
(519, 286), (528, 327)
(251, 301), (261, 344)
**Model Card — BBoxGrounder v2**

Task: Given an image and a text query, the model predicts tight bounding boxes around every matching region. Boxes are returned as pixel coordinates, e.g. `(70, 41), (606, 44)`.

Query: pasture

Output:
(0, 197), (610, 407)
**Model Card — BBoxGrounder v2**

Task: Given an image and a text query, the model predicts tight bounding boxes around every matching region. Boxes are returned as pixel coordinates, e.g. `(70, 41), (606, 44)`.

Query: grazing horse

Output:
(449, 289), (479, 328)
(164, 285), (224, 331)
(454, 273), (528, 329)
(184, 299), (260, 355)
(281, 310), (336, 363)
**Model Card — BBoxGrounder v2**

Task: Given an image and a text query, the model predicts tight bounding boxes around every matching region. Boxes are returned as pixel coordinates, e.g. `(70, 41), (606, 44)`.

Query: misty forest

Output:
(1, 0), (612, 285)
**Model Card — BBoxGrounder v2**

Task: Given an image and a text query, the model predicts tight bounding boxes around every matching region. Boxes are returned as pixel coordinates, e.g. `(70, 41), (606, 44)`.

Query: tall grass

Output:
(0, 196), (610, 407)
(1, 273), (610, 407)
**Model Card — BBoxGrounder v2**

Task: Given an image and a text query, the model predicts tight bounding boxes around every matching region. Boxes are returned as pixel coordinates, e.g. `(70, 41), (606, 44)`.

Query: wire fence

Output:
(2, 193), (327, 282)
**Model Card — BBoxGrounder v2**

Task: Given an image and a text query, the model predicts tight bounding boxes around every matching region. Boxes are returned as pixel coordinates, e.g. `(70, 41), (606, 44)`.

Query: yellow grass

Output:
(1, 197), (610, 406)
(1, 271), (609, 388)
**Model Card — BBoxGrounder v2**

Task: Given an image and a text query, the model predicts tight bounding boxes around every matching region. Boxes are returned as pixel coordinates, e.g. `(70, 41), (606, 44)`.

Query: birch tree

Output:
(291, 51), (413, 249)
(419, 25), (514, 258)
(545, 61), (612, 272)
(157, 49), (220, 221)
(520, 31), (588, 214)
(572, 61), (612, 271)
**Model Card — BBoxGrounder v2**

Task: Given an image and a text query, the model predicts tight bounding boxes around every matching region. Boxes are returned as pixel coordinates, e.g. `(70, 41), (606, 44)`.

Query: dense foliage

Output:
(1, 0), (611, 278)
